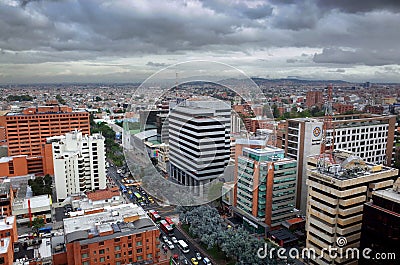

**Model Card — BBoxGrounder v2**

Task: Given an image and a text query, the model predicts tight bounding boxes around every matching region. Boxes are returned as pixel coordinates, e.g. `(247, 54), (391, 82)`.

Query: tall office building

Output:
(48, 131), (106, 201)
(282, 114), (397, 213)
(0, 105), (89, 175)
(233, 142), (297, 229)
(305, 150), (398, 265)
(169, 97), (231, 189)
(62, 203), (162, 265)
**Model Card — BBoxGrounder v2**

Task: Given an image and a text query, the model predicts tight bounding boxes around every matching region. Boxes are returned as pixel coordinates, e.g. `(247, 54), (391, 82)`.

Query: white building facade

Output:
(49, 131), (106, 201)
(169, 98), (231, 190)
(283, 114), (397, 214)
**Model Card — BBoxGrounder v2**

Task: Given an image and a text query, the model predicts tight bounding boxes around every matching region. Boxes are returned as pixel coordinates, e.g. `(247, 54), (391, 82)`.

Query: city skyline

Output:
(1, 0), (400, 83)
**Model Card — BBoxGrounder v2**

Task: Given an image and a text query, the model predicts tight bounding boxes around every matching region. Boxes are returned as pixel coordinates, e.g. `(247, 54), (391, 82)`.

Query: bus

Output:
(177, 240), (190, 253)
(160, 220), (174, 236)
(148, 210), (161, 223)
(134, 192), (143, 202)
(165, 217), (175, 228)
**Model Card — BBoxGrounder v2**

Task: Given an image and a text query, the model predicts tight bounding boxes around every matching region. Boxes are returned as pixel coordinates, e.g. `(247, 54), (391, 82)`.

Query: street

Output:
(107, 161), (214, 264)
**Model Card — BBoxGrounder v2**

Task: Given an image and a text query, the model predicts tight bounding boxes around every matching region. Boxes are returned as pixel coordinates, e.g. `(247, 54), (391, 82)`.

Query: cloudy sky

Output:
(1, 0), (400, 83)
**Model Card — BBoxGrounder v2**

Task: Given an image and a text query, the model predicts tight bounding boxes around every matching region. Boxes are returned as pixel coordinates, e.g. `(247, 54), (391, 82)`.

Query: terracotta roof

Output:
(285, 217), (305, 225)
(86, 188), (120, 201)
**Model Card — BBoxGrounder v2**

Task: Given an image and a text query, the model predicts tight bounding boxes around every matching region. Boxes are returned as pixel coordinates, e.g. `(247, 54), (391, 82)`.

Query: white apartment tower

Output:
(169, 97), (231, 189)
(282, 114), (397, 213)
(49, 130), (107, 201)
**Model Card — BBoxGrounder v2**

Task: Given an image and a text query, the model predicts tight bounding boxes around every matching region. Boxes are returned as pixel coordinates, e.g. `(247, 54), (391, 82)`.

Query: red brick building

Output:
(306, 91), (323, 108)
(59, 204), (163, 265)
(0, 105), (90, 176)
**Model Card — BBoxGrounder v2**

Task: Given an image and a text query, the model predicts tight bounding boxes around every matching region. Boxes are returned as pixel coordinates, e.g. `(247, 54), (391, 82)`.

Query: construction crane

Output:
(318, 84), (336, 169)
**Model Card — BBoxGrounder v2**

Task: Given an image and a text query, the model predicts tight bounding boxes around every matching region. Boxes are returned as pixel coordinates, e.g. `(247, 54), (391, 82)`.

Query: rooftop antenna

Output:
(318, 84), (336, 169)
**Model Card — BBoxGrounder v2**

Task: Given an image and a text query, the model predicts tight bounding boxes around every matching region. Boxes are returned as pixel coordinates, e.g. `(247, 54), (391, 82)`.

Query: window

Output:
(99, 249), (105, 255)
(137, 248), (142, 253)
(82, 253), (89, 259)
(83, 262), (90, 265)
(100, 257), (105, 262)
(136, 241), (142, 246)
(115, 253), (121, 258)
(128, 243), (132, 248)
(137, 256), (143, 261)
(115, 246), (121, 251)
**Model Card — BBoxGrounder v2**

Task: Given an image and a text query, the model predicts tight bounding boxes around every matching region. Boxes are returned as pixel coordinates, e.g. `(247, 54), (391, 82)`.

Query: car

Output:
(140, 202), (146, 207)
(162, 236), (168, 243)
(195, 252), (202, 260)
(117, 169), (122, 174)
(171, 237), (178, 244)
(191, 258), (199, 265)
(173, 254), (179, 261)
(167, 242), (175, 249)
(202, 257), (212, 265)
(182, 259), (189, 265)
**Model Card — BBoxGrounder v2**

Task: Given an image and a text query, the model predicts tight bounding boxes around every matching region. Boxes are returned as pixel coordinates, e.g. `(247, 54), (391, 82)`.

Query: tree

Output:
(32, 217), (45, 230)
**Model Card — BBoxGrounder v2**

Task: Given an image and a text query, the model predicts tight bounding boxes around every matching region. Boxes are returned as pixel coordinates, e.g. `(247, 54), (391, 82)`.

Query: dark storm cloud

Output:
(146, 61), (168, 67)
(0, 0), (400, 82)
(313, 48), (400, 66)
(200, 0), (273, 19)
(315, 0), (400, 13)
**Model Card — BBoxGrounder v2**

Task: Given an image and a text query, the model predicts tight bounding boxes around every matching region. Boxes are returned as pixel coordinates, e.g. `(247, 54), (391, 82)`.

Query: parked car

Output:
(191, 258), (199, 265)
(167, 241), (175, 250)
(162, 236), (168, 243)
(195, 252), (202, 260)
(171, 237), (178, 244)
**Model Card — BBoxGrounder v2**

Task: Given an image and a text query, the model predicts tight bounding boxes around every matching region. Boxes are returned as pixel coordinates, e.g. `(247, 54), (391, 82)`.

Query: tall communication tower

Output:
(318, 84), (335, 168)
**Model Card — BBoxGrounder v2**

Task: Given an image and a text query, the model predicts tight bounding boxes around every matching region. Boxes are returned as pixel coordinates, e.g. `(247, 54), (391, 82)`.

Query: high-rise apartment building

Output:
(282, 114), (397, 213)
(305, 151), (398, 265)
(233, 139), (297, 228)
(0, 105), (89, 175)
(48, 131), (106, 201)
(169, 97), (231, 189)
(306, 91), (324, 108)
(63, 203), (162, 265)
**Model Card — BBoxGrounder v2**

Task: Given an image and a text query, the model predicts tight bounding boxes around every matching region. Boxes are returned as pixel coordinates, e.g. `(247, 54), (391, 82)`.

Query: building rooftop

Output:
(0, 216), (15, 231)
(269, 229), (298, 243)
(0, 237), (10, 254)
(373, 188), (400, 205)
(86, 188), (120, 202)
(134, 129), (157, 141)
(63, 203), (157, 244)
(308, 150), (399, 182)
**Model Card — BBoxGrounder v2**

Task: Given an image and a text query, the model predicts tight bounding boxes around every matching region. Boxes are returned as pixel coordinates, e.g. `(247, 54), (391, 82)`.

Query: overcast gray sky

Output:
(1, 0), (400, 83)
